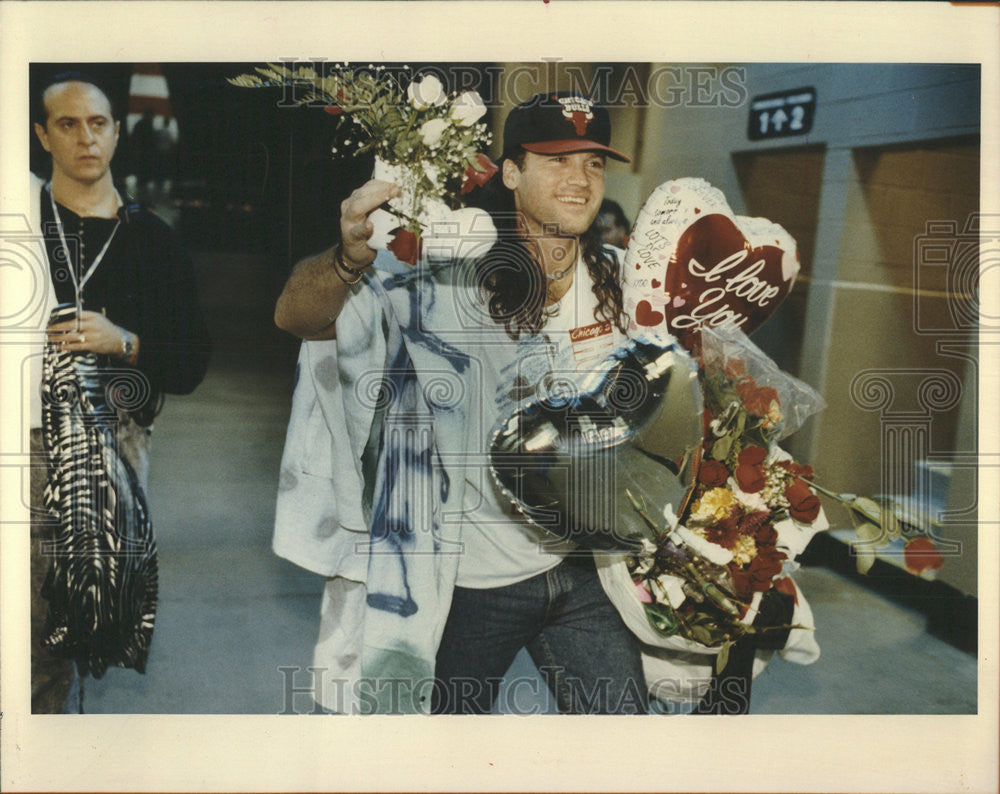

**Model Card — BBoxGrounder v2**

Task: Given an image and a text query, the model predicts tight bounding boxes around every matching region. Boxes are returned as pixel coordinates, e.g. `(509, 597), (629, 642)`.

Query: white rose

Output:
(419, 118), (448, 147)
(450, 91), (487, 126)
(423, 207), (497, 262)
(407, 75), (446, 109)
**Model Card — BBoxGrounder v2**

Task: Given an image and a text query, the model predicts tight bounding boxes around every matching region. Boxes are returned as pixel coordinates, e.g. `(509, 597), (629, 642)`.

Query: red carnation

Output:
(388, 229), (421, 266)
(698, 459), (729, 488)
(705, 515), (740, 549)
(735, 463), (766, 493)
(461, 153), (499, 195)
(753, 521), (778, 547)
(903, 537), (943, 574)
(738, 446), (767, 466)
(739, 511), (774, 544)
(785, 477), (821, 523)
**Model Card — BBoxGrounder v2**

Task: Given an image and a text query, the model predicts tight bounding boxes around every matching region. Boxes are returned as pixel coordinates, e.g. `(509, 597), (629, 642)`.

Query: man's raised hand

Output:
(340, 179), (401, 270)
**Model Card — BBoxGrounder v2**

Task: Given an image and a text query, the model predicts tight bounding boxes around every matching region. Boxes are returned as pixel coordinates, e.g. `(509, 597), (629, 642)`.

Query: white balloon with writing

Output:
(623, 177), (799, 351)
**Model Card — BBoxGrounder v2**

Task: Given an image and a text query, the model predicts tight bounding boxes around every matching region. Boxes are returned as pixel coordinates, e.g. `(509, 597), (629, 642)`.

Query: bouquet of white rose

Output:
(229, 63), (498, 263)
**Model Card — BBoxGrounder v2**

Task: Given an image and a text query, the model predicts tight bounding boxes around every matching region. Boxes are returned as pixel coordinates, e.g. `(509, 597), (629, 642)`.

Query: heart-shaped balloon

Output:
(623, 178), (799, 352)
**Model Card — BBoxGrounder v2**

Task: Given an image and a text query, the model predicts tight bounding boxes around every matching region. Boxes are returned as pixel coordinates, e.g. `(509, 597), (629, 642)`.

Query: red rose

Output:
(735, 463), (766, 493)
(748, 546), (785, 591)
(388, 228), (421, 266)
(776, 460), (815, 480)
(461, 153), (499, 195)
(729, 567), (752, 599)
(698, 459), (729, 488)
(737, 378), (780, 417)
(723, 357), (747, 380)
(785, 477), (821, 523)
(903, 537), (943, 574)
(738, 446), (767, 466)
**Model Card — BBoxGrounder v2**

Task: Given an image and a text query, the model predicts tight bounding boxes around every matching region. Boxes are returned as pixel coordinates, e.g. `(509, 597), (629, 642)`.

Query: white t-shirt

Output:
(456, 256), (626, 588)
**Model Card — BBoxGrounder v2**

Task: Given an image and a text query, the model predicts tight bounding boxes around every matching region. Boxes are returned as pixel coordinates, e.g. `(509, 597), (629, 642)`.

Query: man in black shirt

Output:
(29, 72), (210, 712)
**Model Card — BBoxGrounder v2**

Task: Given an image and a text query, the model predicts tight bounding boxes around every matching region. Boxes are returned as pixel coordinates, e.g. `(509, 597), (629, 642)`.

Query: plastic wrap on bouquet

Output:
(699, 325), (826, 442)
(489, 335), (703, 551)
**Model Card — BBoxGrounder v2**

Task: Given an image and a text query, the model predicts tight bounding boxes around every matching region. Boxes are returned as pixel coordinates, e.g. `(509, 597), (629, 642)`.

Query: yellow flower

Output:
(691, 487), (736, 522)
(732, 534), (758, 566)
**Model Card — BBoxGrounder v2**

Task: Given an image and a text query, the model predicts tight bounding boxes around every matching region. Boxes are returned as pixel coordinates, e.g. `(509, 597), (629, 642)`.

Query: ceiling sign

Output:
(748, 87), (816, 141)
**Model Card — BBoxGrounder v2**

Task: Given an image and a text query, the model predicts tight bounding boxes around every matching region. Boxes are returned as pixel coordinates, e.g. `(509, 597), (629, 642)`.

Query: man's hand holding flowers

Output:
(339, 180), (403, 275)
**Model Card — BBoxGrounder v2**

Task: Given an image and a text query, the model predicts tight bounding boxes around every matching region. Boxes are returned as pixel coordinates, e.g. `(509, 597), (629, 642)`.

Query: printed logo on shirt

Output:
(568, 320), (615, 370)
(569, 320), (612, 343)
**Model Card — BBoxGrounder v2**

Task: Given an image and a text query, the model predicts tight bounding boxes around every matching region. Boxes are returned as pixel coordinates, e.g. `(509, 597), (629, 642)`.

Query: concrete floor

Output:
(82, 250), (978, 716)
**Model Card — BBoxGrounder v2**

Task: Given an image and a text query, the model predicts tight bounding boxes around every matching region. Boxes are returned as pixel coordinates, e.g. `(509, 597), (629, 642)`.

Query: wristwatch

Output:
(121, 330), (135, 359)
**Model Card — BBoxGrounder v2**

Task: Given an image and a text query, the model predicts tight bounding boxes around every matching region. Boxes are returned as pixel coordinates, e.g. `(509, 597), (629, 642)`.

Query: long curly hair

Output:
(470, 151), (628, 341)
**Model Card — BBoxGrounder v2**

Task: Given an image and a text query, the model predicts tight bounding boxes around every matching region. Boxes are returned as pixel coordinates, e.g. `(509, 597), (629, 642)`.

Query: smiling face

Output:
(34, 81), (120, 186)
(503, 150), (606, 240)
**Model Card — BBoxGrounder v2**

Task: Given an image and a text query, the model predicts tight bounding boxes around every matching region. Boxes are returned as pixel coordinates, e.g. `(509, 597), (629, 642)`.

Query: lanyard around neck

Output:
(47, 181), (123, 310)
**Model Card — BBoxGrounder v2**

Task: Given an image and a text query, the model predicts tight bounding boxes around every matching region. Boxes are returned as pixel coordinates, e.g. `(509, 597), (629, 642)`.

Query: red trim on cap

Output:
(522, 139), (631, 163)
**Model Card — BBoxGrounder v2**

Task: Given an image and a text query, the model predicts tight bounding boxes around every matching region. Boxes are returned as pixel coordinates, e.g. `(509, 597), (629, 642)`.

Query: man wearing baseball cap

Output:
(273, 91), (647, 715)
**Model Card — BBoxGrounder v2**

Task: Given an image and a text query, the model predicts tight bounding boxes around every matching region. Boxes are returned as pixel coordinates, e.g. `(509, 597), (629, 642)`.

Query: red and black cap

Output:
(502, 91), (631, 163)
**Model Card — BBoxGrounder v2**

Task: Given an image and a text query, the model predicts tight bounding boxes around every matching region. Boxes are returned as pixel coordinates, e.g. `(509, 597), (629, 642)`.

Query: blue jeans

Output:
(432, 554), (648, 714)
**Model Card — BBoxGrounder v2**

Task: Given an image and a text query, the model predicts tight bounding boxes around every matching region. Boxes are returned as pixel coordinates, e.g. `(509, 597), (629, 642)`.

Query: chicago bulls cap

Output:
(502, 91), (631, 163)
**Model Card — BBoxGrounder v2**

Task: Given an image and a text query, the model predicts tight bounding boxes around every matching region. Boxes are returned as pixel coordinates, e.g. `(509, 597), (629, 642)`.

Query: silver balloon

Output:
(489, 335), (704, 551)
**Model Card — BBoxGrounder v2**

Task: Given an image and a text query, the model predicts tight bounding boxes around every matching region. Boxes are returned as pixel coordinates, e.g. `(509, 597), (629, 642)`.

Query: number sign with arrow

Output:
(747, 87), (816, 141)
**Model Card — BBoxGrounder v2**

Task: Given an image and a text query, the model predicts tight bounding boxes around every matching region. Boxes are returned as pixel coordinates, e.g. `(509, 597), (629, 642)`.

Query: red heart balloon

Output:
(662, 213), (794, 350)
(634, 299), (664, 327)
(625, 178), (799, 353)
